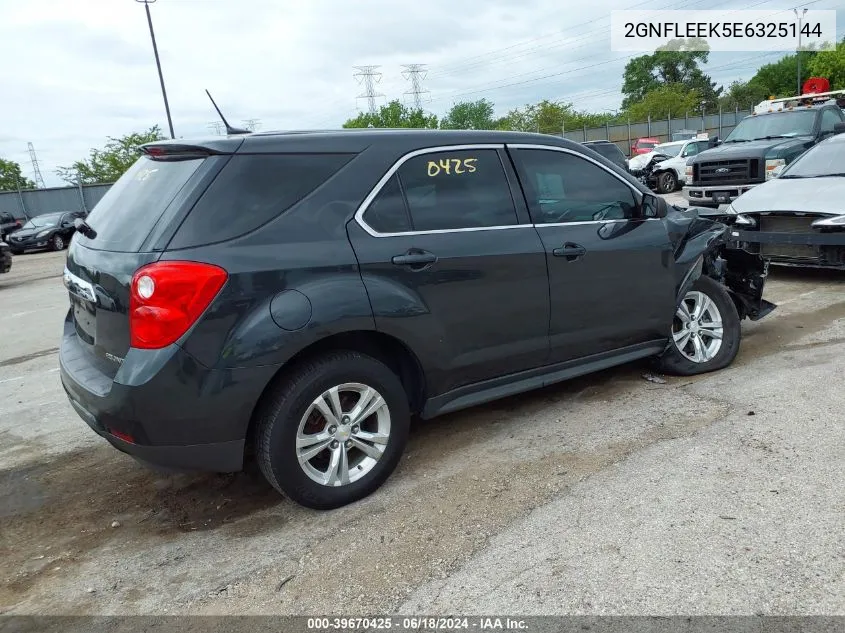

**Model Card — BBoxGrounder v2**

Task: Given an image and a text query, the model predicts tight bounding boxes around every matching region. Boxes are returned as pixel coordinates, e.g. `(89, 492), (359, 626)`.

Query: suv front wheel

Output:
(255, 351), (410, 509)
(658, 275), (741, 376)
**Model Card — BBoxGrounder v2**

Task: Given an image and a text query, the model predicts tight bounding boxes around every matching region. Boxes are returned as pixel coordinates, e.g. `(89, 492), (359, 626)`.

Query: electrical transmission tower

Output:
(207, 121), (224, 135)
(401, 64), (429, 109)
(353, 65), (384, 114)
(27, 142), (45, 188)
(242, 118), (261, 131)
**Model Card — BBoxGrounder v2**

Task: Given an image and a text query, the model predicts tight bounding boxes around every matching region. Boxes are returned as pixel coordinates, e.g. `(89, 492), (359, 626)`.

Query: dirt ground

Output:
(1, 235), (843, 616)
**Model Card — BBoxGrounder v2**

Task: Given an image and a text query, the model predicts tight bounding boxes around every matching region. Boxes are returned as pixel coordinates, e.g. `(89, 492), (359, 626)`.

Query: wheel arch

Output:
(243, 329), (426, 455)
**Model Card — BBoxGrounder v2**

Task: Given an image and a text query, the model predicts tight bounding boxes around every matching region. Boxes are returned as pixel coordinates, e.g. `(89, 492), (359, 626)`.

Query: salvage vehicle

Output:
(7, 211), (86, 254)
(713, 122), (845, 269)
(0, 240), (11, 275)
(630, 138), (711, 193)
(59, 129), (774, 510)
(684, 83), (845, 208)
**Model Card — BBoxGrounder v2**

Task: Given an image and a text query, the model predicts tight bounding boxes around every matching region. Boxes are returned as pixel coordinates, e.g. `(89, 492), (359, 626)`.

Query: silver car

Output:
(719, 128), (845, 269)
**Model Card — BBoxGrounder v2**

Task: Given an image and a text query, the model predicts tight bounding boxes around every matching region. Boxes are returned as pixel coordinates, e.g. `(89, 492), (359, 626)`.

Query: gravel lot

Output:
(1, 209), (843, 616)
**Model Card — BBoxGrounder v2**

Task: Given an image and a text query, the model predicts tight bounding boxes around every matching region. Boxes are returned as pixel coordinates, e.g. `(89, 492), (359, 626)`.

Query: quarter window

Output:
(396, 149), (518, 231)
(516, 149), (639, 224)
(362, 175), (412, 233)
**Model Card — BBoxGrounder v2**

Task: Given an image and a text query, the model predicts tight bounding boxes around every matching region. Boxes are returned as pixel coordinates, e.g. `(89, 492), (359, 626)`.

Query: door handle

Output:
(552, 242), (586, 261)
(391, 250), (437, 268)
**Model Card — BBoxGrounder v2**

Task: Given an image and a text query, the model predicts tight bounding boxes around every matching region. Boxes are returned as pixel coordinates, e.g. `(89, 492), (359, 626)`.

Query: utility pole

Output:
(794, 8), (808, 95)
(401, 64), (429, 110)
(136, 0), (175, 138)
(353, 65), (384, 114)
(207, 121), (224, 135)
(242, 118), (261, 132)
(27, 142), (45, 189)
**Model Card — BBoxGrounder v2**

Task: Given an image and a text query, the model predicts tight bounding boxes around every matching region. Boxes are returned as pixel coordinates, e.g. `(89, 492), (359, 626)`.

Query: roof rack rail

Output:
(753, 89), (845, 114)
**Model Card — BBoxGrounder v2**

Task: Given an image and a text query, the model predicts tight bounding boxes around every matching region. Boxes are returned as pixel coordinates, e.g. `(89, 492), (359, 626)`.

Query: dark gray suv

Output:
(60, 129), (774, 509)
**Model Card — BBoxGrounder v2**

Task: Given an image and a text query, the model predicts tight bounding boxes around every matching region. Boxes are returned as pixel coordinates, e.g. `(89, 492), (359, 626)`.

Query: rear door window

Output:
(396, 149), (518, 231)
(168, 153), (354, 249)
(77, 155), (205, 252)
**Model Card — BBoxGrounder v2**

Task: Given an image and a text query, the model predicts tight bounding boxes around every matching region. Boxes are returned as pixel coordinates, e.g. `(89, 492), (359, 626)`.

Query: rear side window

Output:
(80, 156), (204, 252)
(396, 149), (517, 231)
(168, 153), (354, 249)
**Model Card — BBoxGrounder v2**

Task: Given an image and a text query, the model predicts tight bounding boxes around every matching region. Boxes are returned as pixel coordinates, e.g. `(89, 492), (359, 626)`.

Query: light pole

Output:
(794, 8), (808, 96)
(136, 0), (175, 138)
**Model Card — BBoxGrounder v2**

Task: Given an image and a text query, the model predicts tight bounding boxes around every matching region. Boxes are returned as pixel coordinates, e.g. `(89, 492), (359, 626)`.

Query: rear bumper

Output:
(59, 312), (277, 473)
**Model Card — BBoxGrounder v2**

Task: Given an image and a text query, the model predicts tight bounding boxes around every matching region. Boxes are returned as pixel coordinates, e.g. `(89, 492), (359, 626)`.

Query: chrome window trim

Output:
(353, 142), (660, 238)
(353, 144), (528, 238)
(507, 143), (645, 197)
(508, 143), (662, 225)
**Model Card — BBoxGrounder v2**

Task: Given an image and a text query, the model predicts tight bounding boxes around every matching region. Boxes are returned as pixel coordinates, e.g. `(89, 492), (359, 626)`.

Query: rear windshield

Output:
(78, 155), (204, 252)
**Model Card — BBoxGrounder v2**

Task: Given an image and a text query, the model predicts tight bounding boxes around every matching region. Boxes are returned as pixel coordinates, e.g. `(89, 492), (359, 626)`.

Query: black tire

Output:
(255, 350), (410, 510)
(51, 234), (65, 251)
(658, 275), (741, 376)
(657, 171), (677, 194)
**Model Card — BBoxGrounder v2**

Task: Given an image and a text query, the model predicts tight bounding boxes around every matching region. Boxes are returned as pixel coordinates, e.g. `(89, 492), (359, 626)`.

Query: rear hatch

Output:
(64, 145), (231, 379)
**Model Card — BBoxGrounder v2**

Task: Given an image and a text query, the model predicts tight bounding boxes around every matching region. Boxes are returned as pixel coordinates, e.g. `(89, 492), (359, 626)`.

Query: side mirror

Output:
(642, 194), (667, 219)
(834, 122), (845, 135)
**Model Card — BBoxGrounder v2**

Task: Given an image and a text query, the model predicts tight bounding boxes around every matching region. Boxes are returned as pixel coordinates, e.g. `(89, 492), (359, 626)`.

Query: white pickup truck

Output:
(628, 136), (712, 194)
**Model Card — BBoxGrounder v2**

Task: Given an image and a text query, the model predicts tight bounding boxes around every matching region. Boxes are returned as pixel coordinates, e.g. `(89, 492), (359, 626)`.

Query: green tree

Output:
(497, 100), (613, 134)
(57, 126), (165, 185)
(343, 100), (438, 129)
(807, 38), (845, 88)
(621, 38), (721, 109)
(717, 80), (770, 111)
(0, 158), (36, 192)
(439, 99), (496, 130)
(625, 84), (702, 120)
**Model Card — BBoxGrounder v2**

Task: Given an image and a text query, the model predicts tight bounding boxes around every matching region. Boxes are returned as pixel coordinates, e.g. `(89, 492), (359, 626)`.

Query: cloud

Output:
(1, 0), (842, 186)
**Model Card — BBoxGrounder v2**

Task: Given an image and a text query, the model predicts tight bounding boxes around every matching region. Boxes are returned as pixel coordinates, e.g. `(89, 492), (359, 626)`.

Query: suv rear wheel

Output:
(255, 351), (410, 509)
(658, 275), (741, 375)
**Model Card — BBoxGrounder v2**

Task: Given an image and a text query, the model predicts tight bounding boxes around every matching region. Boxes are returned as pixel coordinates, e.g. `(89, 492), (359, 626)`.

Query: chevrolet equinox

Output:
(60, 129), (774, 509)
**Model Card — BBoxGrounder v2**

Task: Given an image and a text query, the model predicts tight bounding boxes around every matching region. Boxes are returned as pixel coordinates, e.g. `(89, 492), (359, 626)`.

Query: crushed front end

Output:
(665, 206), (776, 322)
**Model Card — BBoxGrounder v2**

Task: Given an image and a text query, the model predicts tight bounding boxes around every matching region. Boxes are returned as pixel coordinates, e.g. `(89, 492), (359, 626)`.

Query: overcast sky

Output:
(1, 0), (842, 187)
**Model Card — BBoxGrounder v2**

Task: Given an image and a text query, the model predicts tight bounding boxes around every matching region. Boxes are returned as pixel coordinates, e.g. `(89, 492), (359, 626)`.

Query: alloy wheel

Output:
(672, 290), (724, 363)
(295, 383), (391, 487)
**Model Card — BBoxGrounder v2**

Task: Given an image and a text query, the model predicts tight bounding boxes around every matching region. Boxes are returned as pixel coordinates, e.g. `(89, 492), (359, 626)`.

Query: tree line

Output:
(1, 38), (842, 191)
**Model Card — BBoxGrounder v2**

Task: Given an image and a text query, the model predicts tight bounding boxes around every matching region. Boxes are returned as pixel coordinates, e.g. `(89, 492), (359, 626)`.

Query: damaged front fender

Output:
(665, 206), (776, 321)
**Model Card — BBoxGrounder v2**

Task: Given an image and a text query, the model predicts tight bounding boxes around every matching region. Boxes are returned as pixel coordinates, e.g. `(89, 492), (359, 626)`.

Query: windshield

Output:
(638, 141), (656, 149)
(654, 143), (682, 157)
(725, 110), (817, 142)
(780, 140), (845, 178)
(22, 215), (60, 229)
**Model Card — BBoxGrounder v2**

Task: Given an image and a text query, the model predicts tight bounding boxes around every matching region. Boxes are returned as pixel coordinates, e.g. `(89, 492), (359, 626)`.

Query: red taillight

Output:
(108, 429), (135, 444)
(129, 261), (228, 349)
